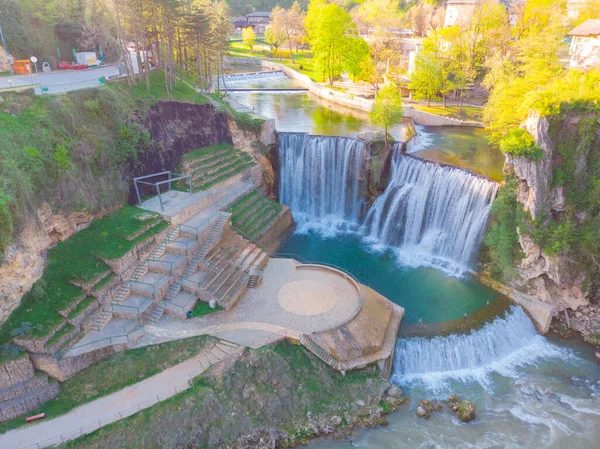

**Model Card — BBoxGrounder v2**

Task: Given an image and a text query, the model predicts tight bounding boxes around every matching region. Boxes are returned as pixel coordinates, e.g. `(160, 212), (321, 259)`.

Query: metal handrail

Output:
(58, 322), (144, 359)
(111, 297), (154, 315)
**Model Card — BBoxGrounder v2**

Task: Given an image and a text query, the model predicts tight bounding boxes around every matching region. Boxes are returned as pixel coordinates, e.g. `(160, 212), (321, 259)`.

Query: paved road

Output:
(0, 340), (239, 449)
(0, 65), (120, 89)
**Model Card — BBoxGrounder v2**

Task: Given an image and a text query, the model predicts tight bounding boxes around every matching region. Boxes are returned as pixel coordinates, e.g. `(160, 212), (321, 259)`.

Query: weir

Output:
(364, 146), (498, 275)
(278, 132), (367, 230)
(392, 306), (564, 385)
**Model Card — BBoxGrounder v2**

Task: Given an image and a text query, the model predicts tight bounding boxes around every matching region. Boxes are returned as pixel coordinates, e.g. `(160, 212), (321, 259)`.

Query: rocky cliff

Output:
(127, 101), (232, 202)
(505, 111), (599, 313)
(1, 100), (233, 322)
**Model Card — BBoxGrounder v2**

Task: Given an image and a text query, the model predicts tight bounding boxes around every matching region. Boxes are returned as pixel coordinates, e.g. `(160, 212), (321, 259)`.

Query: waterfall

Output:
(392, 306), (566, 387)
(405, 125), (433, 153)
(278, 132), (366, 233)
(217, 71), (287, 88)
(364, 148), (498, 275)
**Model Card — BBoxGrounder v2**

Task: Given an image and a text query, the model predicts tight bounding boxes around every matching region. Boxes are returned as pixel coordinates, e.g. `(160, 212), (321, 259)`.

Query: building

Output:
(444, 0), (483, 28)
(232, 17), (249, 34)
(569, 19), (600, 68)
(245, 11), (272, 34)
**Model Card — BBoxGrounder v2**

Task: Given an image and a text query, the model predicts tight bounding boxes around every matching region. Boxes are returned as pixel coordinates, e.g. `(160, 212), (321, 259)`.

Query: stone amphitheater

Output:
(0, 139), (403, 429)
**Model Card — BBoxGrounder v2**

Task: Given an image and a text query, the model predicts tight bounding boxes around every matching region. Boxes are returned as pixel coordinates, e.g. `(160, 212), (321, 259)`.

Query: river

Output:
(225, 70), (600, 449)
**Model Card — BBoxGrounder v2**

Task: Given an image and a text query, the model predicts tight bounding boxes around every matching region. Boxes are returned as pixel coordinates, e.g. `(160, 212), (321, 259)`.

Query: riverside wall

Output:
(256, 60), (483, 127)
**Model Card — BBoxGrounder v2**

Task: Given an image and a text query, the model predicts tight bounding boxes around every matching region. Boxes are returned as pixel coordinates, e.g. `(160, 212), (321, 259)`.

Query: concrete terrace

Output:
(135, 258), (364, 349)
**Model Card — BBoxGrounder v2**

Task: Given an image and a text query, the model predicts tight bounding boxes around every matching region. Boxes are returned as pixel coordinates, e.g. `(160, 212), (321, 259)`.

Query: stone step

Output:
(166, 237), (197, 255)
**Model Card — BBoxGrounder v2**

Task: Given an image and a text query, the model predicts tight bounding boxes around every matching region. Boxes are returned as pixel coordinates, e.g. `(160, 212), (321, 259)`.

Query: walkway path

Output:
(0, 340), (239, 449)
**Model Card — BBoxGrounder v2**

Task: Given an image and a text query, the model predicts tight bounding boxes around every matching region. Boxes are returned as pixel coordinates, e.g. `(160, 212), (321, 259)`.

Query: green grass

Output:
(180, 143), (256, 192)
(413, 105), (484, 122)
(108, 70), (209, 109)
(228, 41), (317, 81)
(230, 190), (282, 240)
(191, 301), (223, 317)
(62, 342), (384, 449)
(180, 143), (236, 163)
(0, 206), (166, 346)
(0, 335), (215, 434)
(46, 324), (75, 347)
(67, 296), (97, 320)
(91, 273), (116, 293)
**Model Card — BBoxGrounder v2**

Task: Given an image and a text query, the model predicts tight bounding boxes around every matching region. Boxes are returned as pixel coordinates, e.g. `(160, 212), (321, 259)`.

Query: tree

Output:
(272, 2), (305, 63)
(265, 26), (285, 58)
(310, 3), (357, 84)
(409, 43), (442, 106)
(242, 26), (256, 53)
(369, 84), (404, 143)
(344, 37), (370, 82)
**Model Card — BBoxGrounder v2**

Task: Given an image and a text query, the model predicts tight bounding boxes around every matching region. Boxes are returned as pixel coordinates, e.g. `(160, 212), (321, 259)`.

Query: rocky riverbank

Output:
(61, 342), (409, 449)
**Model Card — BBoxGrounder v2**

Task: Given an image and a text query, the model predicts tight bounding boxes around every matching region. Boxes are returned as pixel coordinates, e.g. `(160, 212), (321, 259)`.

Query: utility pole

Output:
(0, 10), (12, 75)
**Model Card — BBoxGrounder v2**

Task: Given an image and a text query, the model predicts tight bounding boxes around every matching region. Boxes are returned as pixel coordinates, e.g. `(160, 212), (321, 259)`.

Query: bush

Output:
(499, 129), (545, 161)
(0, 188), (13, 253)
(483, 173), (523, 280)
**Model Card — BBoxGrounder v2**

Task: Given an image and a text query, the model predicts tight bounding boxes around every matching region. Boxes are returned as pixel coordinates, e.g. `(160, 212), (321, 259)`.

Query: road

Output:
(0, 65), (120, 89)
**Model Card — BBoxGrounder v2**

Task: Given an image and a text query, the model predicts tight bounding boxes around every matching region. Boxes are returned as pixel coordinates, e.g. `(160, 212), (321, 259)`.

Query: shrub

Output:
(483, 173), (523, 280)
(499, 129), (545, 161)
(0, 188), (13, 253)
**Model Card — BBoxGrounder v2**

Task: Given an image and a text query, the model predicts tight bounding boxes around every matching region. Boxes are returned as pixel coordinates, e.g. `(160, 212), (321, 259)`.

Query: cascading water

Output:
(217, 71), (287, 88)
(405, 125), (433, 153)
(364, 146), (498, 275)
(278, 132), (366, 233)
(392, 306), (566, 387)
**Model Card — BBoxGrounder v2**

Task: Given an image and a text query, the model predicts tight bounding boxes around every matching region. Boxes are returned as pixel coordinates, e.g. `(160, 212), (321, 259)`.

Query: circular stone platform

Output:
(277, 280), (337, 315)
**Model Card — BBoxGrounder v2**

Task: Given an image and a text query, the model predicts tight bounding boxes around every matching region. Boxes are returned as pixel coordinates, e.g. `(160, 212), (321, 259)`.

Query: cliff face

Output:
(505, 112), (588, 311)
(127, 101), (233, 202)
(1, 101), (233, 322)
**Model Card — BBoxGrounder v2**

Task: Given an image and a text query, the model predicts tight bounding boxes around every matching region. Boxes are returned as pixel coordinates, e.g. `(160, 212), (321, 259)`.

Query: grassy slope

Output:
(0, 207), (167, 348)
(0, 70), (209, 354)
(0, 335), (215, 434)
(230, 189), (282, 240)
(60, 342), (387, 449)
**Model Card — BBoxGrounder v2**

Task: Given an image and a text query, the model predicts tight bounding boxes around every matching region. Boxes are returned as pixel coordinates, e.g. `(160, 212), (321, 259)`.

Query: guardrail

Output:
(58, 322), (144, 359)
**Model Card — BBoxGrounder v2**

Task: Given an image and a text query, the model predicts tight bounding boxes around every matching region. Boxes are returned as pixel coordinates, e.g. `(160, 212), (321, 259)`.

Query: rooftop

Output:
(569, 19), (600, 36)
(246, 11), (272, 17)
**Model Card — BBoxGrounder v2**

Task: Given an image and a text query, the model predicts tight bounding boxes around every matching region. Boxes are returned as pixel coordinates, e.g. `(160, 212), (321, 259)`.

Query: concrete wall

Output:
(31, 343), (128, 382)
(257, 206), (294, 251)
(258, 60), (482, 127)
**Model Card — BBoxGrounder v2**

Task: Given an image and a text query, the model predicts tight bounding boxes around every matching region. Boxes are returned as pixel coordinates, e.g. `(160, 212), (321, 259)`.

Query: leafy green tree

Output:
(369, 84), (404, 143)
(242, 26), (256, 53)
(409, 50), (442, 105)
(310, 3), (357, 84)
(484, 173), (522, 280)
(344, 37), (370, 82)
(265, 26), (285, 58)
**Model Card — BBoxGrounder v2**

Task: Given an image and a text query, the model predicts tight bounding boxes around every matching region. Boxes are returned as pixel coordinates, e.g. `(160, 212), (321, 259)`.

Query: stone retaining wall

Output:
(257, 60), (483, 128)
(257, 206), (294, 251)
(31, 343), (128, 382)
(0, 379), (59, 421)
(0, 354), (60, 422)
(0, 354), (34, 390)
(102, 227), (170, 280)
(403, 106), (484, 127)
